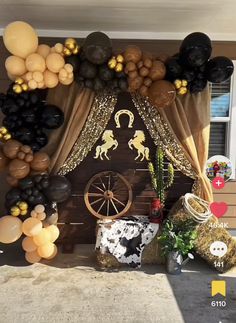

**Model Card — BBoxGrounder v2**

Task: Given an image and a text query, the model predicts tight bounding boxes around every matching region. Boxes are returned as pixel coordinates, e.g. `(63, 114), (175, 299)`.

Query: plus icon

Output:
(212, 177), (225, 189)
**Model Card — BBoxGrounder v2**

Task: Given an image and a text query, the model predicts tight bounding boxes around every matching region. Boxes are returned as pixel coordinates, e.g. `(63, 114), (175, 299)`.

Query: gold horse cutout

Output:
(94, 130), (118, 160)
(128, 130), (150, 161)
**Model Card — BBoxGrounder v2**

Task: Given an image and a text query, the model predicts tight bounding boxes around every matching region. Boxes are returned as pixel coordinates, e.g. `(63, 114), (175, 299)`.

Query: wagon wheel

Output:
(84, 171), (132, 219)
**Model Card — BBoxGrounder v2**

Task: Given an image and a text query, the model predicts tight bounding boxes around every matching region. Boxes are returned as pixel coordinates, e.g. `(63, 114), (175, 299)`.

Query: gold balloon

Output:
(65, 38), (77, 50)
(25, 53), (46, 73)
(37, 44), (51, 59)
(174, 79), (182, 89)
(37, 242), (55, 258)
(13, 84), (22, 93)
(20, 210), (28, 216)
(22, 236), (37, 252)
(108, 57), (116, 69)
(33, 228), (51, 246)
(63, 47), (71, 56)
(116, 54), (124, 63)
(46, 53), (65, 73)
(72, 45), (80, 55)
(22, 217), (42, 237)
(115, 63), (123, 72)
(178, 87), (188, 95)
(15, 78), (24, 85)
(181, 79), (188, 87)
(21, 83), (28, 91)
(3, 21), (38, 58)
(46, 225), (60, 242)
(44, 244), (57, 260)
(43, 70), (59, 88)
(17, 201), (28, 211)
(25, 250), (41, 264)
(10, 206), (21, 217)
(5, 55), (27, 76)
(0, 216), (22, 244)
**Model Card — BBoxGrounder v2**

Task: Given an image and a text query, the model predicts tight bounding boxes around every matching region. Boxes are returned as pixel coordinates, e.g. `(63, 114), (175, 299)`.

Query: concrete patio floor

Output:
(0, 243), (235, 323)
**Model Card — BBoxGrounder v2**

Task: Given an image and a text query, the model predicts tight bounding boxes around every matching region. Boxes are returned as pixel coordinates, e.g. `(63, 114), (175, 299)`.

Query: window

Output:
(209, 61), (236, 178)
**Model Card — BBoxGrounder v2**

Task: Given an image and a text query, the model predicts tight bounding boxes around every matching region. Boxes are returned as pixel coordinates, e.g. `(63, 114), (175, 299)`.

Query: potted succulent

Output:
(158, 219), (197, 274)
(148, 148), (174, 223)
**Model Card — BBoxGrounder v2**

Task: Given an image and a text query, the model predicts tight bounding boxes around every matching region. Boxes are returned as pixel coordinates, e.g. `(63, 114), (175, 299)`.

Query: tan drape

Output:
(44, 82), (95, 174)
(158, 86), (213, 202)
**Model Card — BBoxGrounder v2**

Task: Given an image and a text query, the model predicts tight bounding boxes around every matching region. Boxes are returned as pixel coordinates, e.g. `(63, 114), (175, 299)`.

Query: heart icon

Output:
(210, 202), (228, 218)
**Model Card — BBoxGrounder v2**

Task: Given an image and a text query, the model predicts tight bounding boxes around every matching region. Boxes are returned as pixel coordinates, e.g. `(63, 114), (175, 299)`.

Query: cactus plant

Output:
(148, 147), (174, 205)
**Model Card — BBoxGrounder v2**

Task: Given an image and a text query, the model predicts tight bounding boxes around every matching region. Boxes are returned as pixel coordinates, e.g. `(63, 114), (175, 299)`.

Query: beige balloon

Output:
(22, 236), (37, 252)
(25, 53), (46, 72)
(59, 77), (74, 85)
(5, 55), (27, 76)
(33, 228), (51, 246)
(46, 225), (60, 242)
(7, 72), (17, 81)
(44, 244), (57, 260)
(22, 217), (42, 237)
(0, 216), (22, 244)
(37, 242), (55, 258)
(46, 53), (65, 73)
(3, 21), (38, 58)
(37, 44), (51, 59)
(43, 70), (59, 88)
(25, 250), (41, 264)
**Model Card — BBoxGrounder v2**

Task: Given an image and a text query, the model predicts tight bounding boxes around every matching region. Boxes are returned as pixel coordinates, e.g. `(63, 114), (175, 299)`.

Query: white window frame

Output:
(210, 61), (236, 179)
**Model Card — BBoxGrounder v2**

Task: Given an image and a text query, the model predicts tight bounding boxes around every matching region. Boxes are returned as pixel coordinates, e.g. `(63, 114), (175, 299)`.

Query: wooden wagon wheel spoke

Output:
(88, 193), (104, 197)
(106, 200), (110, 216)
(110, 199), (119, 214)
(112, 196), (126, 207)
(90, 197), (104, 206)
(91, 184), (104, 193)
(84, 171), (132, 220)
(97, 200), (106, 213)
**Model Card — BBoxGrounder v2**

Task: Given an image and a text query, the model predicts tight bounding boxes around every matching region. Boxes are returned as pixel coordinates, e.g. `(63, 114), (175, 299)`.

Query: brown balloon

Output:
(148, 80), (176, 108)
(8, 159), (30, 179)
(6, 174), (19, 187)
(156, 53), (170, 64)
(139, 67), (149, 77)
(125, 61), (136, 72)
(139, 85), (149, 97)
(0, 147), (9, 171)
(148, 60), (166, 81)
(129, 76), (143, 91)
(3, 140), (22, 159)
(144, 77), (152, 87)
(30, 152), (50, 172)
(124, 46), (142, 63)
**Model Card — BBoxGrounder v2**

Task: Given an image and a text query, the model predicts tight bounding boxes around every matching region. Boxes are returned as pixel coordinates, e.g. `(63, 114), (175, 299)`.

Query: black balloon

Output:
(206, 56), (234, 83)
(83, 31), (112, 65)
(93, 77), (106, 91)
(14, 127), (35, 145)
(65, 55), (80, 73)
(40, 105), (64, 129)
(118, 78), (128, 91)
(3, 115), (23, 130)
(180, 32), (212, 67)
(99, 64), (114, 81)
(18, 177), (34, 190)
(79, 60), (97, 79)
(44, 175), (71, 203)
(182, 69), (196, 82)
(189, 78), (207, 93)
(21, 109), (37, 124)
(165, 57), (183, 81)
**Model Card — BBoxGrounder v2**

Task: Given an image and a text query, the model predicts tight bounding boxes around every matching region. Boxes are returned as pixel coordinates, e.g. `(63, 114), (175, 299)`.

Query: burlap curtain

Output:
(44, 82), (95, 174)
(158, 86), (213, 202)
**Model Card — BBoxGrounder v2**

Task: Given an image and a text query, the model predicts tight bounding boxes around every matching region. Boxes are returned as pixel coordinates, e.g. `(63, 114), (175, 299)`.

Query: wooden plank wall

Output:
(213, 181), (236, 229)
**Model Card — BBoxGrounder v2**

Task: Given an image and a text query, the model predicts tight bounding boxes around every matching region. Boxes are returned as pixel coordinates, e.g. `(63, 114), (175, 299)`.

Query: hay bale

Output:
(169, 195), (236, 272)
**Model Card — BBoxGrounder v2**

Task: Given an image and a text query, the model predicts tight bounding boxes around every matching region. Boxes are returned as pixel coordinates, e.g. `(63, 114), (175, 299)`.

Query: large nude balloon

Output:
(25, 53), (46, 72)
(0, 216), (22, 244)
(46, 53), (65, 73)
(3, 21), (38, 58)
(5, 55), (27, 76)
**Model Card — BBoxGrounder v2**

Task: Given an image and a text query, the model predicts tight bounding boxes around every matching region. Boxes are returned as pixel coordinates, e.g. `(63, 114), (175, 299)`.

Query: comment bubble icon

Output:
(210, 241), (228, 258)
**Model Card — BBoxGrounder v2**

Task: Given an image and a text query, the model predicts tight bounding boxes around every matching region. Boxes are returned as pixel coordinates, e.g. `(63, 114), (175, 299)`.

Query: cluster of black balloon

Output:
(5, 174), (71, 211)
(165, 32), (234, 93)
(66, 31), (128, 93)
(0, 88), (64, 151)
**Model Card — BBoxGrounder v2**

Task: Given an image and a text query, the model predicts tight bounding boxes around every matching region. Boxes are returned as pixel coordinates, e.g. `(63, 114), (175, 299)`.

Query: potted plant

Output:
(148, 148), (174, 223)
(158, 219), (197, 274)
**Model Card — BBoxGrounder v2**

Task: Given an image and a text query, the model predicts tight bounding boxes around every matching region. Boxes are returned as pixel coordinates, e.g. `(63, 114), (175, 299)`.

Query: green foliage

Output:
(148, 148), (174, 205)
(158, 219), (197, 257)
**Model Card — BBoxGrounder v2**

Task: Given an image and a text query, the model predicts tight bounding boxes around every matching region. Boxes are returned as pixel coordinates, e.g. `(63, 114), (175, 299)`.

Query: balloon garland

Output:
(0, 20), (234, 263)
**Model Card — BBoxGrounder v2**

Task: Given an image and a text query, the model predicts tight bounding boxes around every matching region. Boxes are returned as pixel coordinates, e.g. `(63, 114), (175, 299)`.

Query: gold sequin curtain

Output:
(132, 86), (213, 202)
(58, 91), (117, 175)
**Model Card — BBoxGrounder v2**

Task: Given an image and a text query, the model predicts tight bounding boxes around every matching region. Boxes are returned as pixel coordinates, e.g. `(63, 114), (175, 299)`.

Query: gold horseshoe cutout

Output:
(114, 109), (134, 128)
